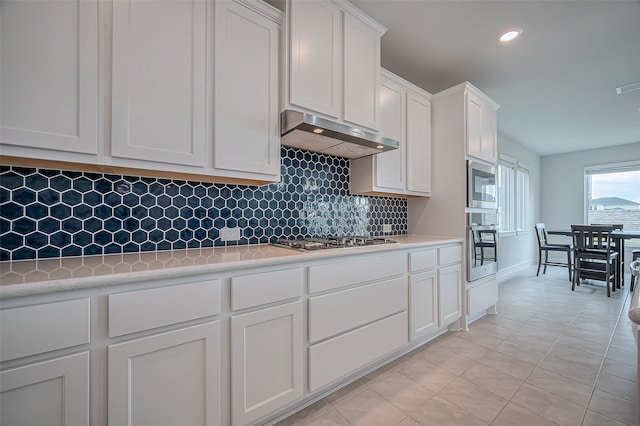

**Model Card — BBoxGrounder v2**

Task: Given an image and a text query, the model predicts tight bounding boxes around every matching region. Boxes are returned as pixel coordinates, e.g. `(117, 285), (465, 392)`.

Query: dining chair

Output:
(534, 223), (572, 281)
(571, 224), (619, 297)
(632, 250), (640, 291)
(473, 229), (497, 266)
(591, 224), (624, 289)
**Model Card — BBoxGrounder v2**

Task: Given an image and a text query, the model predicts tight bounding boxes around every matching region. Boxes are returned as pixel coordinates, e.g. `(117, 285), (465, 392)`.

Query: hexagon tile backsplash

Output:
(0, 147), (408, 261)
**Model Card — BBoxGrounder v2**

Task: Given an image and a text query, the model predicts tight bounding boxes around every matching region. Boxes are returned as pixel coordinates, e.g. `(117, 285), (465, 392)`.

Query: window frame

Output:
(498, 154), (530, 237)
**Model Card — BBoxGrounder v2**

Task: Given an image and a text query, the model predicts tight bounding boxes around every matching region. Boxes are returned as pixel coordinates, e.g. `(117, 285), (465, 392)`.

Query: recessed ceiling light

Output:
(616, 81), (640, 95)
(499, 27), (523, 43)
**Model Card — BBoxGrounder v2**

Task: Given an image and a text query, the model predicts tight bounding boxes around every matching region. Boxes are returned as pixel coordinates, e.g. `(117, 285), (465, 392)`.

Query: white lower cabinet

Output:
(231, 301), (303, 426)
(0, 352), (89, 426)
(409, 270), (438, 340)
(108, 321), (221, 426)
(309, 312), (408, 391)
(439, 263), (463, 325)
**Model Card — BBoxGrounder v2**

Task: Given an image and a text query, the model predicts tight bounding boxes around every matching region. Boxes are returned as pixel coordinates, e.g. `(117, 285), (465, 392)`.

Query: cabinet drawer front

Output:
(309, 312), (407, 391)
(309, 253), (406, 294)
(409, 249), (437, 272)
(1, 299), (90, 362)
(439, 245), (462, 265)
(467, 278), (498, 319)
(109, 280), (220, 338)
(231, 268), (303, 311)
(309, 276), (407, 343)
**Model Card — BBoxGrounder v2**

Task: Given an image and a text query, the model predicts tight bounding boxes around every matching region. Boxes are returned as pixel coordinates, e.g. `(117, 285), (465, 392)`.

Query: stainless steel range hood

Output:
(280, 110), (399, 159)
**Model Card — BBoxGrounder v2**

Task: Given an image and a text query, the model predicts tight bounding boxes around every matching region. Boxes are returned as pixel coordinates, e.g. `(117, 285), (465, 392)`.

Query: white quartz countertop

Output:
(0, 234), (462, 299)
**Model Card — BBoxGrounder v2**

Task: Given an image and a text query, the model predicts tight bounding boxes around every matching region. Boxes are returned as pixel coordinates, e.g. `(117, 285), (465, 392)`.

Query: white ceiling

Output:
(351, 0), (640, 157)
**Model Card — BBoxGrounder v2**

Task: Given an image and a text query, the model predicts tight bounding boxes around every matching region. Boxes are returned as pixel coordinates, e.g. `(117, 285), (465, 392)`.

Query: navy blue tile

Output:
(3, 202), (24, 220)
(62, 218), (82, 233)
(173, 196), (186, 208)
(62, 190), (83, 206)
(2, 172), (25, 190)
(43, 243), (72, 260)
(113, 205), (130, 220)
(94, 231), (112, 245)
(133, 181), (148, 195)
(51, 231), (71, 248)
(84, 244), (102, 256)
(72, 177), (93, 193)
(1, 232), (23, 250)
(36, 189), (59, 205)
(38, 217), (60, 233)
(104, 192), (122, 206)
(12, 246), (35, 260)
(13, 187), (36, 205)
(83, 191), (102, 206)
(25, 232), (48, 248)
(50, 175), (71, 192)
(113, 230), (129, 245)
(94, 178), (112, 193)
(165, 229), (179, 242)
(24, 173), (48, 191)
(73, 231), (92, 246)
(132, 230), (147, 244)
(62, 245), (82, 257)
(51, 204), (71, 220)
(73, 205), (92, 220)
(84, 219), (102, 233)
(123, 193), (139, 207)
(123, 242), (139, 253)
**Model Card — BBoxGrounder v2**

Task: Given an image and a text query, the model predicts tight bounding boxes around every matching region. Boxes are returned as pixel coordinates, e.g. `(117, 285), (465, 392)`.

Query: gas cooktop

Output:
(271, 236), (398, 251)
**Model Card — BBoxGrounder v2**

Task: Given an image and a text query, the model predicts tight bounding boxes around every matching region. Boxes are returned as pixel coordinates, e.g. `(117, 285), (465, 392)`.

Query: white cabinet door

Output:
(231, 301), (303, 426)
(111, 0), (206, 167)
(108, 321), (220, 426)
(0, 0), (98, 155)
(465, 90), (496, 164)
(374, 76), (406, 191)
(409, 270), (438, 340)
(0, 352), (89, 426)
(406, 91), (432, 195)
(288, 0), (341, 119)
(466, 91), (484, 162)
(439, 264), (462, 326)
(481, 104), (498, 164)
(214, 0), (280, 177)
(343, 13), (380, 130)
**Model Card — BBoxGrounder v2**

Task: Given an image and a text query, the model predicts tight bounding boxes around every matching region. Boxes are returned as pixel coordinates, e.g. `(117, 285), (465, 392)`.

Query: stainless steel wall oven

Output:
(467, 213), (498, 281)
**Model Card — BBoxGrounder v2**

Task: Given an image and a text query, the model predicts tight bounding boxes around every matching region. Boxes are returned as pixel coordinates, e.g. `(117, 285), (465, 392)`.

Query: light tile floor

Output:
(277, 267), (638, 426)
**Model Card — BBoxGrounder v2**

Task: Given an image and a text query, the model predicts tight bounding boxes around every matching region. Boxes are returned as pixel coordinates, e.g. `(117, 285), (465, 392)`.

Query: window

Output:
(498, 155), (530, 234)
(585, 161), (640, 231)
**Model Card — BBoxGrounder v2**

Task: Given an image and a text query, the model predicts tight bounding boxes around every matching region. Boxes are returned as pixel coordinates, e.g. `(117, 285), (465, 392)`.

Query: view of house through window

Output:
(586, 162), (640, 231)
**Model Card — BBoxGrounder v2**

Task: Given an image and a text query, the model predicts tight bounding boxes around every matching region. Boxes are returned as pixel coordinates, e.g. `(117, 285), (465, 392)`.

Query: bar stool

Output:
(632, 250), (640, 291)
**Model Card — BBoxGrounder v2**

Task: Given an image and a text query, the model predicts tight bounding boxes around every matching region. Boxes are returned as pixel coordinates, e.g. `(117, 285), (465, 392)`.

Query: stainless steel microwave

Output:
(467, 160), (497, 209)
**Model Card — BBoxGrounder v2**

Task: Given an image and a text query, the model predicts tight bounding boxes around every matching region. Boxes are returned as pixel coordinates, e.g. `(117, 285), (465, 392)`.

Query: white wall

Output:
(540, 142), (640, 230)
(497, 133), (541, 276)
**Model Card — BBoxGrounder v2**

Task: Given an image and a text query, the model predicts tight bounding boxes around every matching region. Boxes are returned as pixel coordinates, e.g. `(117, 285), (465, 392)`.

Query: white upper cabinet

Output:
(2, 0), (281, 184)
(375, 77), (406, 191)
(111, 0), (207, 167)
(213, 0), (281, 178)
(0, 0), (99, 158)
(406, 91), (432, 194)
(285, 0), (385, 131)
(342, 12), (380, 130)
(288, 0), (342, 119)
(465, 87), (499, 164)
(351, 69), (431, 197)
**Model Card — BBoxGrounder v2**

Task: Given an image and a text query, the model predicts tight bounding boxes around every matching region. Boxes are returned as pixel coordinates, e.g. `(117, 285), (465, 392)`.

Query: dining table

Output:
(547, 228), (640, 288)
